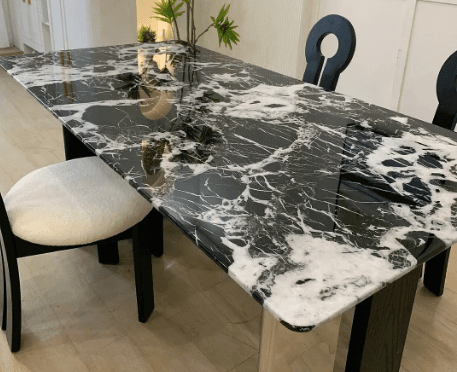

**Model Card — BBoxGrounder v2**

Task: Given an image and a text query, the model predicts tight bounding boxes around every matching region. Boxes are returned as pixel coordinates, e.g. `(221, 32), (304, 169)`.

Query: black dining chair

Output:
(0, 156), (163, 352)
(303, 14), (356, 92)
(423, 50), (457, 296)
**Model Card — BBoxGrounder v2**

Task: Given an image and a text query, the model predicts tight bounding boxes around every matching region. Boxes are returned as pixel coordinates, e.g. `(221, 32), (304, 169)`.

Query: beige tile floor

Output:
(1, 67), (457, 371)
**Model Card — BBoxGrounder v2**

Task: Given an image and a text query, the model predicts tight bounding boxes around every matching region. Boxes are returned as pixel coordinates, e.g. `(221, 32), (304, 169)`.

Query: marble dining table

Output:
(2, 41), (457, 371)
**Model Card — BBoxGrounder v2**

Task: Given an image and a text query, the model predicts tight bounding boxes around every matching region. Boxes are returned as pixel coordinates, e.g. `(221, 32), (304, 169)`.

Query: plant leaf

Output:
(152, 16), (172, 24)
(152, 0), (185, 25)
(174, 2), (184, 13)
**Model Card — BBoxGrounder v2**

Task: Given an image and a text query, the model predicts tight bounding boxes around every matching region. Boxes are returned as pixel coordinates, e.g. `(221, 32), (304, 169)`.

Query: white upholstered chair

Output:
(0, 156), (162, 352)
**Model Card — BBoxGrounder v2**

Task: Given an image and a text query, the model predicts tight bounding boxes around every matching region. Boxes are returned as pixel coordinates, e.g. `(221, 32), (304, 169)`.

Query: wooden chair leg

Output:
(132, 217), (155, 323)
(0, 249), (6, 331)
(424, 248), (451, 296)
(0, 245), (22, 352)
(97, 242), (120, 265)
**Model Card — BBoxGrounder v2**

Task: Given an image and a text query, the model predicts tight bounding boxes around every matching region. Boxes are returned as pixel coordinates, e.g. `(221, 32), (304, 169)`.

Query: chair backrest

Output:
(433, 50), (457, 131)
(0, 194), (14, 251)
(303, 14), (356, 92)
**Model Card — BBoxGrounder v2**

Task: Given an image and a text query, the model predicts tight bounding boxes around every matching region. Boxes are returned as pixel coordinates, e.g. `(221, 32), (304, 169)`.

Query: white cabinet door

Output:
(16, 0), (44, 52)
(19, 0), (31, 41)
(29, 0), (43, 46)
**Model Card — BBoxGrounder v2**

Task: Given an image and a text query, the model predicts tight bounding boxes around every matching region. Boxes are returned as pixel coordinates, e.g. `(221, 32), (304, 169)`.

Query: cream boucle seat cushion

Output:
(4, 157), (153, 246)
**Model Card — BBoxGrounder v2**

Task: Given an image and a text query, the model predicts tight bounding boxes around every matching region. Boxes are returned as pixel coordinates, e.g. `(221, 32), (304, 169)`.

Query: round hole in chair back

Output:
(320, 33), (339, 59)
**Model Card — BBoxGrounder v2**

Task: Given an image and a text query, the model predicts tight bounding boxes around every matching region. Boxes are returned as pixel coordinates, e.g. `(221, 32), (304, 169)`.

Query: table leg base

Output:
(334, 266), (421, 372)
(424, 248), (451, 296)
(259, 309), (278, 372)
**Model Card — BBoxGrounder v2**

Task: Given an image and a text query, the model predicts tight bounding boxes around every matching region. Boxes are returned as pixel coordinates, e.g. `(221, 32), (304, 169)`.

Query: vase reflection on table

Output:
(135, 45), (222, 190)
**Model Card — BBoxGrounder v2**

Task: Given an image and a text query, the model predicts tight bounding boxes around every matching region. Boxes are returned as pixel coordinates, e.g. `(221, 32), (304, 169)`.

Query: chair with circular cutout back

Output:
(423, 50), (457, 296)
(0, 156), (163, 352)
(303, 14), (356, 92)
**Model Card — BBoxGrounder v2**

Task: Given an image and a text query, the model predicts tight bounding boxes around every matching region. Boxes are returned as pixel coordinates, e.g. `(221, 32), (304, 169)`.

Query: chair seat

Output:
(4, 157), (152, 246)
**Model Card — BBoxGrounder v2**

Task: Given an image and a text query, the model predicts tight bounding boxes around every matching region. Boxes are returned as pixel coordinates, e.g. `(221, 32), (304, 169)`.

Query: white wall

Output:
(185, 0), (305, 78)
(89, 0), (137, 47)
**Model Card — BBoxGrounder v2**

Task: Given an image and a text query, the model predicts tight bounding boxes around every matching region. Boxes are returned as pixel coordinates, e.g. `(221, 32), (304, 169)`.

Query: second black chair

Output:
(303, 14), (356, 92)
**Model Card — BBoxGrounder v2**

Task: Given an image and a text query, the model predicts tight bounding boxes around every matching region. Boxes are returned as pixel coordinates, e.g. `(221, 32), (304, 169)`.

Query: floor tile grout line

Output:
(227, 352), (259, 372)
(219, 329), (260, 351)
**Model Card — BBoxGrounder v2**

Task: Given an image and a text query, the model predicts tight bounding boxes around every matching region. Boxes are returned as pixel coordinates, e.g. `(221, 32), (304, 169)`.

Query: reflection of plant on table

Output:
(152, 0), (240, 49)
(138, 25), (156, 43)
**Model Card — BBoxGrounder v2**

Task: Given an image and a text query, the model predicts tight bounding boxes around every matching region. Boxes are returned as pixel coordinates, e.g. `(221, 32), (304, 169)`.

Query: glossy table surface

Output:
(2, 42), (457, 332)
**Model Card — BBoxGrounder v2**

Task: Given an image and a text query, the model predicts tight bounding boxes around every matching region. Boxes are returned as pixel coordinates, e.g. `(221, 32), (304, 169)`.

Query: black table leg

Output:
(132, 215), (156, 323)
(334, 266), (421, 372)
(424, 248), (451, 296)
(147, 209), (163, 257)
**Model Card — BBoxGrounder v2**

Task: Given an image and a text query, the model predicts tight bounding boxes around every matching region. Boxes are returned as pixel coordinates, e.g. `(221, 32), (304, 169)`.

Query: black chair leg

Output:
(132, 217), (155, 323)
(424, 248), (451, 296)
(97, 242), (120, 265)
(0, 249), (6, 331)
(2, 254), (21, 352)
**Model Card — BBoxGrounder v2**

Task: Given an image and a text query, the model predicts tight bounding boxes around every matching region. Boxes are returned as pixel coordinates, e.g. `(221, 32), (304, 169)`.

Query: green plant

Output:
(210, 5), (239, 49)
(151, 1), (240, 49)
(138, 25), (156, 43)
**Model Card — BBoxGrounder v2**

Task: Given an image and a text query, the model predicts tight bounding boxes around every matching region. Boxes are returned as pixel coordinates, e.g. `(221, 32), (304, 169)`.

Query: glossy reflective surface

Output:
(2, 42), (457, 330)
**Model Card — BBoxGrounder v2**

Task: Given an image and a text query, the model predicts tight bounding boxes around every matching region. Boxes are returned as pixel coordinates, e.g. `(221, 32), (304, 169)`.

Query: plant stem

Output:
(168, 0), (181, 40)
(186, 3), (190, 43)
(191, 0), (195, 44)
(195, 24), (214, 44)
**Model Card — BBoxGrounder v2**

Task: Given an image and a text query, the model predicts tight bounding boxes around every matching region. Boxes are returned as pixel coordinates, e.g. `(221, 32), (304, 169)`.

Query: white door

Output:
(19, 0), (31, 41)
(29, 0), (42, 46)
(0, 0), (10, 47)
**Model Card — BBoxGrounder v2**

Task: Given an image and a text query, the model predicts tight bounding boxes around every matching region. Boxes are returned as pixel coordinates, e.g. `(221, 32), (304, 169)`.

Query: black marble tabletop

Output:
(2, 42), (457, 331)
